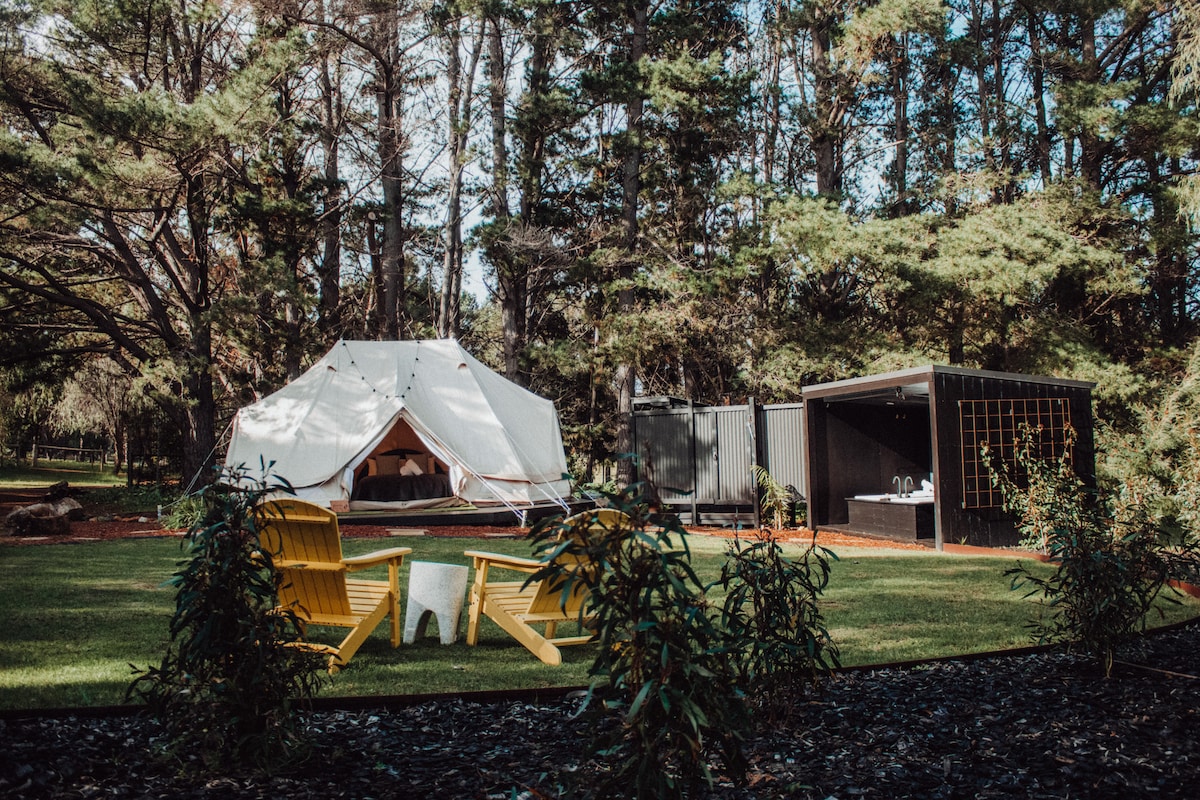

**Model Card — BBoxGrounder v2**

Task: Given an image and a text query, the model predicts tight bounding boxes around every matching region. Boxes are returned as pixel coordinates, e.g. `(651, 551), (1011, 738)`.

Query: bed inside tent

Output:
(349, 417), (459, 509)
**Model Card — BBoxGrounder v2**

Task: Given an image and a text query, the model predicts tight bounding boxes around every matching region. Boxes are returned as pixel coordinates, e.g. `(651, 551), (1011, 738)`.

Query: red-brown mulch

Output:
(0, 485), (931, 550)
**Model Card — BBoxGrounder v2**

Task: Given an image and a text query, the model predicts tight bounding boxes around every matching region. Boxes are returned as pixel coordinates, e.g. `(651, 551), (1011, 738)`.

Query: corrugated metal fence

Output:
(632, 400), (805, 526)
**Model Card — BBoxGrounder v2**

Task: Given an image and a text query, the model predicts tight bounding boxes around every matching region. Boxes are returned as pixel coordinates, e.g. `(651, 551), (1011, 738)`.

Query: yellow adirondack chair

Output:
(464, 508), (630, 665)
(258, 498), (412, 673)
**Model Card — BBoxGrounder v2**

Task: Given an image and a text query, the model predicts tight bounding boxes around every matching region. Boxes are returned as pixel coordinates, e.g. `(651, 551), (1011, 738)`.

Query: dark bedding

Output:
(352, 473), (453, 502)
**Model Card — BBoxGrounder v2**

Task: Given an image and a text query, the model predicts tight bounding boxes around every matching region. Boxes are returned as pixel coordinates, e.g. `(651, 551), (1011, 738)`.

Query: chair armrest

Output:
(464, 550), (543, 573)
(342, 546), (413, 571)
(274, 559), (347, 572)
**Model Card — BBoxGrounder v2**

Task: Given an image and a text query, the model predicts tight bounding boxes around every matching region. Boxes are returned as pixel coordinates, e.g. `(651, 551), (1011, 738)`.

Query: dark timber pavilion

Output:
(801, 366), (1095, 550)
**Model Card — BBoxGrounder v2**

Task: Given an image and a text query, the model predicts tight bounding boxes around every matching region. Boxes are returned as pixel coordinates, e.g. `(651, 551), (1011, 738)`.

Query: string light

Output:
(339, 339), (422, 402)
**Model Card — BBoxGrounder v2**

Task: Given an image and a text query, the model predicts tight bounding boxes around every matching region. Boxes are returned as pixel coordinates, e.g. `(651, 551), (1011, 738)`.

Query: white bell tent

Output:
(224, 340), (572, 511)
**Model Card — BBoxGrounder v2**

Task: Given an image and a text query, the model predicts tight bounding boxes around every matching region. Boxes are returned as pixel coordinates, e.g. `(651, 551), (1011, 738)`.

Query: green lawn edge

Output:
(3, 534), (1197, 711)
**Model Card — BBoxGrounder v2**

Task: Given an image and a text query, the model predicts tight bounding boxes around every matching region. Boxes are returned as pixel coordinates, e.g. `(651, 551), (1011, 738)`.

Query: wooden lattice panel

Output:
(958, 397), (1072, 510)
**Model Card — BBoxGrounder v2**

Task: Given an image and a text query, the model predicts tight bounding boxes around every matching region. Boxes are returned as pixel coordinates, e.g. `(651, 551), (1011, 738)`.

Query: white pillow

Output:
(400, 458), (425, 476)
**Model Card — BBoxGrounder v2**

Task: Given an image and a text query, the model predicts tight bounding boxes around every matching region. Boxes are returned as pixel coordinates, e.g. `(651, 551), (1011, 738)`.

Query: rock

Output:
(53, 497), (85, 521)
(43, 481), (74, 501)
(4, 503), (72, 536)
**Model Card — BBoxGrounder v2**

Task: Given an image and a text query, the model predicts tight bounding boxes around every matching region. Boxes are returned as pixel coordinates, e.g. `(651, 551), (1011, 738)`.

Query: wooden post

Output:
(748, 397), (761, 530)
(688, 400), (699, 526)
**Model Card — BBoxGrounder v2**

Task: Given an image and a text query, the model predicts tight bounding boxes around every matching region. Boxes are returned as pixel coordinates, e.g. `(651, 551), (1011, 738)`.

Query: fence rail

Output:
(28, 445), (110, 463)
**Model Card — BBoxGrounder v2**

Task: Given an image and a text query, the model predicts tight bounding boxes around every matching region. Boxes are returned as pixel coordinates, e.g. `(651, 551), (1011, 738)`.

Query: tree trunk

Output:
(615, 0), (648, 488)
(1029, 11), (1052, 185)
(364, 212), (384, 331)
(811, 11), (840, 198)
(179, 324), (218, 487)
(377, 6), (406, 340)
(112, 423), (126, 476)
(485, 14), (525, 382)
(486, 15), (509, 225)
(990, 0), (1014, 203)
(761, 0), (784, 194)
(318, 9), (343, 339)
(889, 32), (910, 216)
(970, 0), (995, 194)
(1078, 11), (1103, 189)
(937, 24), (958, 216)
(438, 14), (467, 340)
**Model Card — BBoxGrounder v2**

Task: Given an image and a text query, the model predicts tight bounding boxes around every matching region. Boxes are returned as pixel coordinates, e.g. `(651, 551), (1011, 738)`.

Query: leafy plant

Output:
(987, 424), (1192, 677)
(531, 488), (748, 799)
(158, 492), (204, 529)
(717, 528), (839, 718)
(983, 424), (1082, 553)
(128, 469), (327, 770)
(752, 465), (799, 529)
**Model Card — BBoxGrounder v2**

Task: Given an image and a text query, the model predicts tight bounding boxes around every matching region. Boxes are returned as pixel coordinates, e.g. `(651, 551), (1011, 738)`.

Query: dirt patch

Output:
(0, 486), (929, 551)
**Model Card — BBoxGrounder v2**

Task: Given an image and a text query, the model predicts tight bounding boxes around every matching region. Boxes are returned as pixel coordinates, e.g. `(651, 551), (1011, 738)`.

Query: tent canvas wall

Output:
(224, 340), (572, 511)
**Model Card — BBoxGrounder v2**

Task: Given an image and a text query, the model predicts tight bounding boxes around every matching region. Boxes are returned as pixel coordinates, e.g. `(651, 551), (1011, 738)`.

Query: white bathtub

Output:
(852, 491), (934, 505)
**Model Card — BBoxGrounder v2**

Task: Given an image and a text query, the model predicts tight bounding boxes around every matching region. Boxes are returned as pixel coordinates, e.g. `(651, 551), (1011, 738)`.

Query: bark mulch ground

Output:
(3, 486), (1198, 798)
(2, 626), (1198, 799)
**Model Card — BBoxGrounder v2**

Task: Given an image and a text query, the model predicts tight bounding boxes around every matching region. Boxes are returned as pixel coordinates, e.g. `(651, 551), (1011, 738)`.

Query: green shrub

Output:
(86, 484), (176, 516)
(984, 425), (1085, 554)
(532, 490), (747, 799)
(989, 424), (1194, 676)
(128, 470), (327, 770)
(159, 492), (204, 529)
(753, 464), (805, 530)
(717, 528), (839, 718)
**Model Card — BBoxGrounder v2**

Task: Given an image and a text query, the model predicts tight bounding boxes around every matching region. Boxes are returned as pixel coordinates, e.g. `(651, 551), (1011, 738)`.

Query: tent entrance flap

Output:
(348, 414), (459, 498)
(399, 411), (569, 514)
(350, 414), (448, 475)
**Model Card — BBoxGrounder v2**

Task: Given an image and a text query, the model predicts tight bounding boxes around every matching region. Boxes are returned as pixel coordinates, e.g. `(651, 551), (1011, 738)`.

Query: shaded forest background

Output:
(5, 0), (1200, 526)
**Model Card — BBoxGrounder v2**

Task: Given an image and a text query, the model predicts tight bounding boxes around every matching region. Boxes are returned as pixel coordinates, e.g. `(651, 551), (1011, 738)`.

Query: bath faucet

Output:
(903, 476), (914, 497)
(892, 475), (902, 496)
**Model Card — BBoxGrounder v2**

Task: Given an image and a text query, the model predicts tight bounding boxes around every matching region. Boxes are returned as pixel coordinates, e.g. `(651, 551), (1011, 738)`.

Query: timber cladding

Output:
(632, 368), (1094, 549)
(631, 399), (805, 527)
(929, 370), (1095, 548)
(802, 366), (1094, 550)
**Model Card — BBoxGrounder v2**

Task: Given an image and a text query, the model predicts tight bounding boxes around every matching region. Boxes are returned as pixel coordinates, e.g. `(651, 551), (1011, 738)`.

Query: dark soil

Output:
(3, 484), (1198, 798)
(2, 624), (1199, 799)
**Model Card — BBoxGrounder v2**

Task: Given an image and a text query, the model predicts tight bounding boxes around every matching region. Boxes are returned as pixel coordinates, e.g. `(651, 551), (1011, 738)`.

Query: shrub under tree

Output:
(128, 469), (327, 770)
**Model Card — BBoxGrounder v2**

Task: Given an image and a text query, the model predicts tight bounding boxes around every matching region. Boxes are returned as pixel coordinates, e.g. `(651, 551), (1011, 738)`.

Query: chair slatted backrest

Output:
(525, 508), (629, 616)
(259, 499), (352, 619)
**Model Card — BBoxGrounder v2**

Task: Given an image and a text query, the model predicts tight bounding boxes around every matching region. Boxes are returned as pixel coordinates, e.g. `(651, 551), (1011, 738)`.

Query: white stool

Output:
(403, 561), (469, 645)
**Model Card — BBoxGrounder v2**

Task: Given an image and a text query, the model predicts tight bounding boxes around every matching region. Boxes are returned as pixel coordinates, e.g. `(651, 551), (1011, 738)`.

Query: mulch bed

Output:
(2, 625), (1198, 798)
(4, 486), (1198, 797)
(0, 485), (931, 551)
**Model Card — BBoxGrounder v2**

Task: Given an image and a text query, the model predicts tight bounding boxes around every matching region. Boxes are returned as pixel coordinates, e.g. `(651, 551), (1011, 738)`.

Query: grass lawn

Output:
(0, 459), (129, 489)
(2, 534), (1197, 711)
(0, 461), (181, 520)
